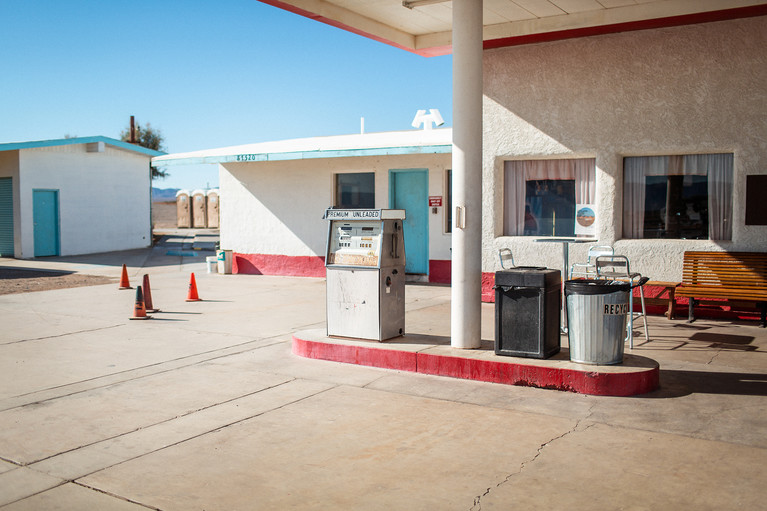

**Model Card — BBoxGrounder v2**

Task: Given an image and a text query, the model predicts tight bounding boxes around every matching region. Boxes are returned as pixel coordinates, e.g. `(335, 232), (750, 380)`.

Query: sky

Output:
(0, 0), (453, 191)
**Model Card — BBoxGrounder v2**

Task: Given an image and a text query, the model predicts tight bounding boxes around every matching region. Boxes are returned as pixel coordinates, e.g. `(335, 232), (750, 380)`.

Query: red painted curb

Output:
(292, 336), (417, 372)
(292, 334), (659, 397)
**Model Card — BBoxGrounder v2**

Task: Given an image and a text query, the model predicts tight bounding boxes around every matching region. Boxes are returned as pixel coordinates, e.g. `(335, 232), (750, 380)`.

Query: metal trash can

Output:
(565, 279), (630, 365)
(495, 267), (561, 359)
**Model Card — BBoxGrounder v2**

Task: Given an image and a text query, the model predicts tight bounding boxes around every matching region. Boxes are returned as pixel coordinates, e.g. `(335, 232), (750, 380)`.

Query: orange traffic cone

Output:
(186, 272), (202, 302)
(143, 274), (159, 313)
(119, 264), (133, 290)
(129, 286), (151, 320)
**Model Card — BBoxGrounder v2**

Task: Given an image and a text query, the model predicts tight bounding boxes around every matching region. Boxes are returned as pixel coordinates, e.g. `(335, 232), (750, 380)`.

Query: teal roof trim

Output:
(153, 144), (452, 167)
(0, 136), (165, 157)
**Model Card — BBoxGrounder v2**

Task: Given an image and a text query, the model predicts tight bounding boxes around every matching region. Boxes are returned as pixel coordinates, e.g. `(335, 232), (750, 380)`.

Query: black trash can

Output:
(495, 267), (561, 359)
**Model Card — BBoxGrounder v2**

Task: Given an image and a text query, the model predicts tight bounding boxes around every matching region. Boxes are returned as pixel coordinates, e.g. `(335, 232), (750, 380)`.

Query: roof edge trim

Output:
(258, 0), (425, 56)
(153, 144), (452, 167)
(484, 5), (767, 50)
(0, 136), (165, 157)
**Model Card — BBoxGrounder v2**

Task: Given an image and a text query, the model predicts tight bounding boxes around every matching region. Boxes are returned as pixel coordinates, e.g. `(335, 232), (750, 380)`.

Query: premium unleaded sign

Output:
(324, 209), (405, 221)
(324, 209), (381, 220)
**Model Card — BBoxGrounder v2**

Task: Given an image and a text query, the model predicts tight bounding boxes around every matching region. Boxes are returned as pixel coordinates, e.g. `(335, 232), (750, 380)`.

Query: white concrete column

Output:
(451, 0), (483, 349)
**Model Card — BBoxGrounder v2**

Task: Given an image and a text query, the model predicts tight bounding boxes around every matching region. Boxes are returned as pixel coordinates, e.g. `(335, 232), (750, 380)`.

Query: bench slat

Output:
(676, 288), (767, 301)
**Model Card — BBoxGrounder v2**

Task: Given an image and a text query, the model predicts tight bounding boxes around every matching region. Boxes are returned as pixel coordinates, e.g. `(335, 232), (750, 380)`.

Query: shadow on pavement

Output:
(3, 232), (221, 271)
(648, 369), (767, 398)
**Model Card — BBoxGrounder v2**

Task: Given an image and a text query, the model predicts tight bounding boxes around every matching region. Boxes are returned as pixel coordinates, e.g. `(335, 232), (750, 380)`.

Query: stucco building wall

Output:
(219, 152), (452, 276)
(15, 144), (151, 257)
(483, 15), (767, 282)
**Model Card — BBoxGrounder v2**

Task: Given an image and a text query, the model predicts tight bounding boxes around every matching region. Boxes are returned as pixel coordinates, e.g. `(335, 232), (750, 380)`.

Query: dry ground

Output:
(0, 202), (177, 295)
(152, 201), (177, 229)
(0, 268), (116, 295)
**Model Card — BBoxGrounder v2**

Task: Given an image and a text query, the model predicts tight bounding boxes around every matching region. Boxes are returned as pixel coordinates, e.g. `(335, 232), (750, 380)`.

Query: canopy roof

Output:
(260, 0), (767, 56)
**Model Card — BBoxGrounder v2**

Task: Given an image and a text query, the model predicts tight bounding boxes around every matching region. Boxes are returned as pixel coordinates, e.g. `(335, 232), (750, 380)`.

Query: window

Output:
(335, 172), (374, 208)
(623, 154), (733, 240)
(503, 159), (596, 237)
(525, 180), (576, 236)
(446, 169), (452, 233)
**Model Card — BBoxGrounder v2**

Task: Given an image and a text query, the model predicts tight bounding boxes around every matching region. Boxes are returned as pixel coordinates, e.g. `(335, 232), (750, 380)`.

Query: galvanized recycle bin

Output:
(565, 279), (630, 365)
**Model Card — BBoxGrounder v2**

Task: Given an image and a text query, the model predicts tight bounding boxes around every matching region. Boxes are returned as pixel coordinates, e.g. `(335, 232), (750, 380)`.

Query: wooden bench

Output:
(636, 281), (680, 320)
(676, 251), (767, 327)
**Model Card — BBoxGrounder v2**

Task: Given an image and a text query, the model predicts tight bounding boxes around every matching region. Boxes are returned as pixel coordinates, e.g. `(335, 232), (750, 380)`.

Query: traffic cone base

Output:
(142, 274), (159, 313)
(130, 285), (151, 320)
(119, 264), (133, 290)
(186, 272), (202, 302)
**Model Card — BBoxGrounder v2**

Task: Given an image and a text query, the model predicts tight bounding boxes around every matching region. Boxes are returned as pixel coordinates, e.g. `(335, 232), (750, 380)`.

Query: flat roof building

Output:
(0, 136), (162, 258)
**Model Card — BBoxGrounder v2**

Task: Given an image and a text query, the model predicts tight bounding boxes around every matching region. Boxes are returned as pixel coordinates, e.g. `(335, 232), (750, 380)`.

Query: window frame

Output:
(333, 171), (375, 209)
(502, 158), (596, 238)
(622, 153), (733, 241)
(445, 168), (452, 234)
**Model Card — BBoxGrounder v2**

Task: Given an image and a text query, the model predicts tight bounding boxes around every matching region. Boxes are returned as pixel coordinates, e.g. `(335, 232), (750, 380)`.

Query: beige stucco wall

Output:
(17, 144), (152, 257)
(484, 15), (767, 282)
(219, 152), (452, 262)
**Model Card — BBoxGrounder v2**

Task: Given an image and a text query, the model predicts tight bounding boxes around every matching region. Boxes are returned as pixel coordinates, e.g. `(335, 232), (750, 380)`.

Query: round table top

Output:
(533, 237), (595, 243)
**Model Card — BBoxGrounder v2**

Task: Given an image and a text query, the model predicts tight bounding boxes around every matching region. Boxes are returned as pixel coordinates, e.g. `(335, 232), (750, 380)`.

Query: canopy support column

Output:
(451, 0), (483, 349)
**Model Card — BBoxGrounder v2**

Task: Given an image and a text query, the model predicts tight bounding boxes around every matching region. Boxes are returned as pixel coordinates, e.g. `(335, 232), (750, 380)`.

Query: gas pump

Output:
(324, 209), (406, 341)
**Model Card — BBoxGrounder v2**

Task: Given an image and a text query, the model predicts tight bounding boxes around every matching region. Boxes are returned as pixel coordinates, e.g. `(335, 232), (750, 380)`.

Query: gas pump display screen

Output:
(327, 221), (382, 267)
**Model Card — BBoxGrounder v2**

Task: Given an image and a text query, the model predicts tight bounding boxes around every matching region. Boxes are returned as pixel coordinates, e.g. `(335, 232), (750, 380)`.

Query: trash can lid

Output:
(565, 279), (630, 294)
(496, 267), (560, 287)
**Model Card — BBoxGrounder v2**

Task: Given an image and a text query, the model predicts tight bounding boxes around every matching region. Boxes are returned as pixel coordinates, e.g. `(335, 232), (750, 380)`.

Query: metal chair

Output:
(595, 255), (649, 348)
(570, 245), (614, 279)
(498, 248), (516, 269)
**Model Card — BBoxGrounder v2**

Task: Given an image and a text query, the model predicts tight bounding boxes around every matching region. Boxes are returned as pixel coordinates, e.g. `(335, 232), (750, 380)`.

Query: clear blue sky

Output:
(0, 0), (452, 190)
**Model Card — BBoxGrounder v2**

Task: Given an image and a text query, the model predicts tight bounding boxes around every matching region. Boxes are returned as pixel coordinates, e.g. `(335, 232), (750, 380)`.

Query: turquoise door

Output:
(390, 169), (428, 275)
(0, 178), (13, 257)
(33, 190), (59, 257)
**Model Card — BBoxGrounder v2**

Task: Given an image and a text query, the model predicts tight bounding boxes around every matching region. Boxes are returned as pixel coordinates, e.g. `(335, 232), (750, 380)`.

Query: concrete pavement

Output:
(0, 237), (766, 510)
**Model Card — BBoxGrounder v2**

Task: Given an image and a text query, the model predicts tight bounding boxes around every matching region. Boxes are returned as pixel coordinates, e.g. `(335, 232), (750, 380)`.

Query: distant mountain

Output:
(152, 188), (180, 202)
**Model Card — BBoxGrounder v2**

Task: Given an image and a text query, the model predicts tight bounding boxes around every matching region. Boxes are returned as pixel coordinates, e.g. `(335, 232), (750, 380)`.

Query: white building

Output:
(0, 136), (162, 258)
(153, 129), (454, 281)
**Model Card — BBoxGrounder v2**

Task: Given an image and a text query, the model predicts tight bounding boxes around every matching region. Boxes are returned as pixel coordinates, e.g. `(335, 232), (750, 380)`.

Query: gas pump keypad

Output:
(327, 221), (382, 267)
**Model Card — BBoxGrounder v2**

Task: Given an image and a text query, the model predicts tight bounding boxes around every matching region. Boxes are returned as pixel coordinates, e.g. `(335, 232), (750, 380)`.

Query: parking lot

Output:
(1, 235), (766, 510)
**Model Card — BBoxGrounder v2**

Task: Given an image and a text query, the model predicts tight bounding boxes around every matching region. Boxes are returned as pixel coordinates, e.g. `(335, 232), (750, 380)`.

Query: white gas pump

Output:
(324, 209), (406, 341)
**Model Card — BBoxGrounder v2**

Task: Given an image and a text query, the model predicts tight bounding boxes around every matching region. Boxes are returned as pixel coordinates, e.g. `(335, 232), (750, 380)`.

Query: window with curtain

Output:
(335, 172), (375, 209)
(623, 154), (733, 240)
(503, 159), (596, 237)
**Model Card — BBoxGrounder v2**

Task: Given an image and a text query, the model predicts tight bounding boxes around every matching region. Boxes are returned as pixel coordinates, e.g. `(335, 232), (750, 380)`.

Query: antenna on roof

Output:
(411, 109), (444, 130)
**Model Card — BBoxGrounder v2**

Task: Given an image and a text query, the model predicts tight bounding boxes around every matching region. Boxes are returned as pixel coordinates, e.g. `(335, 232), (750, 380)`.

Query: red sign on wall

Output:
(429, 196), (443, 207)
